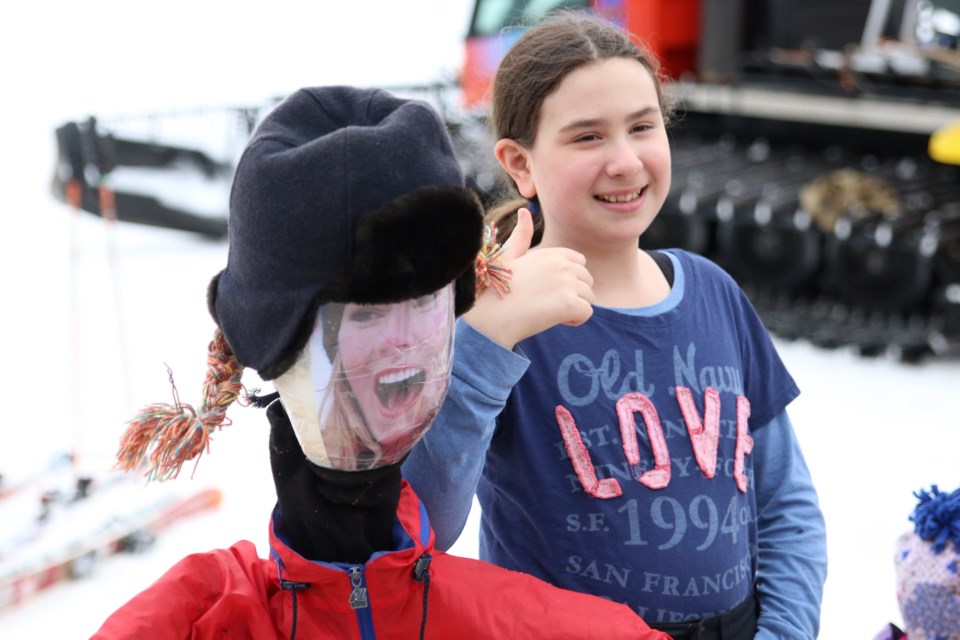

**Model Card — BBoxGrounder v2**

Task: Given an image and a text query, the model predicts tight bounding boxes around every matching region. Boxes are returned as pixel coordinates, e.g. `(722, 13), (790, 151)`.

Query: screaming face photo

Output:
(274, 285), (455, 470)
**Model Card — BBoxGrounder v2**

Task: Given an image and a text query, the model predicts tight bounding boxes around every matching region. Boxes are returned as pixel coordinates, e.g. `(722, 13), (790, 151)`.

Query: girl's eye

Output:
(347, 307), (385, 323)
(631, 123), (653, 133)
(414, 291), (440, 308)
(573, 133), (601, 143)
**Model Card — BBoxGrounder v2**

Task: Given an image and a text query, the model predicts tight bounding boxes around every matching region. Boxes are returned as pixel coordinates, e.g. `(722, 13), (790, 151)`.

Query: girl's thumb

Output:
(502, 207), (534, 261)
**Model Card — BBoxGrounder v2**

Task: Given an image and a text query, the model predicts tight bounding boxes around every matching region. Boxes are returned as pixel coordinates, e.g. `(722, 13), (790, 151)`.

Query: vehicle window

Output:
(470, 0), (590, 37)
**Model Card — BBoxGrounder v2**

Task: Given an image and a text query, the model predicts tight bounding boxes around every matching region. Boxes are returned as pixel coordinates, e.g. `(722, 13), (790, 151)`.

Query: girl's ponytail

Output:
(486, 197), (545, 246)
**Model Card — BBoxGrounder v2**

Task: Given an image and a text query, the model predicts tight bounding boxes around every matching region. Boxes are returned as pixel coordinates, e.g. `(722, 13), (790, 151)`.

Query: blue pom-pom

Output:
(911, 485), (960, 554)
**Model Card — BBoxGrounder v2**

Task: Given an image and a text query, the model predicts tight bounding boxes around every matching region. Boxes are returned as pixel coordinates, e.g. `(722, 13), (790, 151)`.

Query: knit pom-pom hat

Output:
(895, 485), (960, 640)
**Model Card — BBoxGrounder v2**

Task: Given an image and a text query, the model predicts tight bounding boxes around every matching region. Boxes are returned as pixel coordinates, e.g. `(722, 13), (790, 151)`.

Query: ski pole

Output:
(66, 177), (84, 475)
(96, 178), (135, 417)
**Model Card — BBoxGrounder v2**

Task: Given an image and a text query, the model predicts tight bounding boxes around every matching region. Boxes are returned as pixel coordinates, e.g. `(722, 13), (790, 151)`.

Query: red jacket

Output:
(93, 482), (669, 639)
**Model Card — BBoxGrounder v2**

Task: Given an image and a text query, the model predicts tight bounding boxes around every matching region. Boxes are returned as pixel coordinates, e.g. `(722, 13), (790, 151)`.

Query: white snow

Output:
(1, 2), (957, 638)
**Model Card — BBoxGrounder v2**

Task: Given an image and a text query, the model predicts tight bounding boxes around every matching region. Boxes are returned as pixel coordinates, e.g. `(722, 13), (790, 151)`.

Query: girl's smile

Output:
(595, 187), (646, 203)
(594, 186), (649, 213)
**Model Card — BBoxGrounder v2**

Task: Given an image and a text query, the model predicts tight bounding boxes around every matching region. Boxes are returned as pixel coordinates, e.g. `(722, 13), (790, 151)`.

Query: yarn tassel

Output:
(115, 329), (244, 481)
(116, 405), (207, 481)
(475, 223), (512, 298)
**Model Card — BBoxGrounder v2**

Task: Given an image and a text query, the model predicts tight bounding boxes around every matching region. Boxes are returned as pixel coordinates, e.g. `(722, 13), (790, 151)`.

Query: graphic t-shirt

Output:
(477, 250), (799, 623)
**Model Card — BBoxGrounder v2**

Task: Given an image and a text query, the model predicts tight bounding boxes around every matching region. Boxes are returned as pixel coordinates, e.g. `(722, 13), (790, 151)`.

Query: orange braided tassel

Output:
(115, 329), (243, 481)
(475, 224), (512, 298)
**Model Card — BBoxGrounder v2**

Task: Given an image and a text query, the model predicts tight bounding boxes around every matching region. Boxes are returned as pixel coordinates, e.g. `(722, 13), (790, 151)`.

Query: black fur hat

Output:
(208, 86), (484, 380)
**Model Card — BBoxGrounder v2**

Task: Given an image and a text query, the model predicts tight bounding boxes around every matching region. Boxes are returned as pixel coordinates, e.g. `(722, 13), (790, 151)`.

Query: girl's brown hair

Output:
(488, 10), (676, 243)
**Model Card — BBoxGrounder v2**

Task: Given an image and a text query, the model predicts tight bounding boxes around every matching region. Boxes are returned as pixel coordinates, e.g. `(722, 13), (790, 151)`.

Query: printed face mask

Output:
(273, 285), (455, 471)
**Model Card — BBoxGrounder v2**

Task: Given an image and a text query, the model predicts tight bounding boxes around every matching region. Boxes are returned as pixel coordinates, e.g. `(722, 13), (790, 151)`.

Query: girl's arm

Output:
(402, 320), (528, 550)
(404, 210), (593, 550)
(751, 410), (828, 639)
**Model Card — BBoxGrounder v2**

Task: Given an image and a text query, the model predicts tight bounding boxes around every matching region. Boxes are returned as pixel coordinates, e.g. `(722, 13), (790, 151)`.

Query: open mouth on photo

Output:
(375, 368), (426, 409)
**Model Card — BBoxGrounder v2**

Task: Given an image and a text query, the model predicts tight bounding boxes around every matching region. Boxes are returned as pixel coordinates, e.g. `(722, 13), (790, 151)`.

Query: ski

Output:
(0, 453), (74, 502)
(0, 479), (221, 611)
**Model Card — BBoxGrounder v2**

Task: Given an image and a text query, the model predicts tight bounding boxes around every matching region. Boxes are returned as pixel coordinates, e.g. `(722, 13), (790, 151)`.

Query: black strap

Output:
(413, 554), (432, 640)
(647, 250), (675, 287)
(279, 578), (311, 640)
(651, 594), (758, 640)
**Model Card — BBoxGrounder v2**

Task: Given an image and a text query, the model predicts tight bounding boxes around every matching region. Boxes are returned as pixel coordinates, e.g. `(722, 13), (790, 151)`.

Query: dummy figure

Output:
(91, 86), (671, 640)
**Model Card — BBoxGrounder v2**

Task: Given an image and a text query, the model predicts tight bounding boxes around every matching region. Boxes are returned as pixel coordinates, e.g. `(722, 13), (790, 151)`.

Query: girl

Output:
(403, 12), (828, 639)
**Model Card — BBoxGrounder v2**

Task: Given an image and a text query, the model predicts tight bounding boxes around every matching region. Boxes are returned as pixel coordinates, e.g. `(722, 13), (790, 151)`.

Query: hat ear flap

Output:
(206, 270), (224, 325)
(454, 264), (477, 317)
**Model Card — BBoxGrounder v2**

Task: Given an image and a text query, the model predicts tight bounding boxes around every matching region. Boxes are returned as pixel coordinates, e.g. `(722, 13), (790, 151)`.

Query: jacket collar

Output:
(268, 480), (434, 587)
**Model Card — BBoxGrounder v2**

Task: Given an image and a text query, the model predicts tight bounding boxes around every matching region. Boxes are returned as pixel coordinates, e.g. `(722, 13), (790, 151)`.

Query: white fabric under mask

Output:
(273, 284), (455, 471)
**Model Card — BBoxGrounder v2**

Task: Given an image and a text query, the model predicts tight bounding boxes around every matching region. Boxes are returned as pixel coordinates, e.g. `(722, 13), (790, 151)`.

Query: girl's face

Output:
(337, 285), (454, 450)
(506, 57), (671, 251)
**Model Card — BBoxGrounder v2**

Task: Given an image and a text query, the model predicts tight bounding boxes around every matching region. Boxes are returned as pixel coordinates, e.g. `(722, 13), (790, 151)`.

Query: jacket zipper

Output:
(347, 565), (376, 639)
(348, 566), (369, 608)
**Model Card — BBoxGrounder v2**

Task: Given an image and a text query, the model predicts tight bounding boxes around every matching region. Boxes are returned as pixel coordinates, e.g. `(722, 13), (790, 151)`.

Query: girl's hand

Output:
(465, 208), (594, 349)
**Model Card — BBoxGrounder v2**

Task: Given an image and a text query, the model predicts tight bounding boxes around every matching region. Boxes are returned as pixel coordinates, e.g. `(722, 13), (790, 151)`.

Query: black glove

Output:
(267, 399), (403, 564)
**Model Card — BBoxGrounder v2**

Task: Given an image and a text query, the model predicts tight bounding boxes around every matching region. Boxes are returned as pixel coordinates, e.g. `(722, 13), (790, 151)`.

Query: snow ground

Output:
(1, 2), (958, 637)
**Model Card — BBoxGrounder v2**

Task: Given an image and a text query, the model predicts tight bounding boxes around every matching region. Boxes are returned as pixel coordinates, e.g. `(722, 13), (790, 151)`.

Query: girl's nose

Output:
(606, 137), (643, 178)
(379, 304), (415, 349)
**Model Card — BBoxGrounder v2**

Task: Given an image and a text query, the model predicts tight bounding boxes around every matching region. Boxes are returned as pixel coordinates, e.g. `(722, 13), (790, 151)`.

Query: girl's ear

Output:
(494, 139), (536, 198)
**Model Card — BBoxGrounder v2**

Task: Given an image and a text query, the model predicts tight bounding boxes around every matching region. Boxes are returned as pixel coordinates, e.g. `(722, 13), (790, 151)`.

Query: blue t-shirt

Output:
(477, 250), (799, 622)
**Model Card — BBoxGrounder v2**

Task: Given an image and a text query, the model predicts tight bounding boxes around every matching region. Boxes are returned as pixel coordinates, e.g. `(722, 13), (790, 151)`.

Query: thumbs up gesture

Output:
(465, 208), (594, 349)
